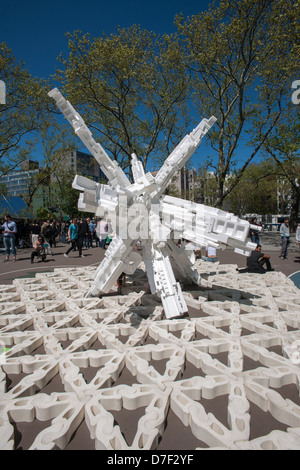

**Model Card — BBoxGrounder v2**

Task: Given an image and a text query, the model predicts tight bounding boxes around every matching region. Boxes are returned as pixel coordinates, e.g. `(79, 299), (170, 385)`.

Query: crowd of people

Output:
(0, 214), (111, 263)
(0, 214), (299, 273)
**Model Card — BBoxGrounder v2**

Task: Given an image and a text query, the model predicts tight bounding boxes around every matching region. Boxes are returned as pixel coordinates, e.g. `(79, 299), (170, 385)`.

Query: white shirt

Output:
(207, 246), (217, 257)
(97, 219), (110, 238)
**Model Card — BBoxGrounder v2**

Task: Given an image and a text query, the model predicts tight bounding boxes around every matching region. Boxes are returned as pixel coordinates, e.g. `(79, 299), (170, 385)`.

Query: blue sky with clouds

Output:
(1, 0), (212, 78)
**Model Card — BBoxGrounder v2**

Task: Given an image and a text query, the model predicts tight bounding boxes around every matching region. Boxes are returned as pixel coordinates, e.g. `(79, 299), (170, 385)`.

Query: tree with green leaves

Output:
(176, 0), (300, 208)
(0, 43), (46, 175)
(260, 117), (300, 230)
(225, 159), (278, 216)
(23, 121), (75, 210)
(55, 25), (189, 179)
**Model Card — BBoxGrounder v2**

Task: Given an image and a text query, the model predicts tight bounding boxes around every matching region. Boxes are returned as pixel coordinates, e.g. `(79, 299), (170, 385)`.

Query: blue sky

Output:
(1, 0), (215, 170)
(1, 0), (212, 79)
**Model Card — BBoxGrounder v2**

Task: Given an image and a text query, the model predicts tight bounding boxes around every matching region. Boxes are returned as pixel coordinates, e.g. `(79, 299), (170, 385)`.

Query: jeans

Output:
(100, 237), (107, 249)
(4, 236), (16, 257)
(281, 237), (290, 258)
(202, 256), (218, 262)
(84, 235), (92, 248)
(66, 239), (78, 255)
(77, 236), (84, 256)
(250, 234), (260, 244)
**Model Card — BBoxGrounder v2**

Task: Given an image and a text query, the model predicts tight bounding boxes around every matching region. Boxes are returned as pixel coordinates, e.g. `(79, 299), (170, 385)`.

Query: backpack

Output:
(44, 225), (52, 239)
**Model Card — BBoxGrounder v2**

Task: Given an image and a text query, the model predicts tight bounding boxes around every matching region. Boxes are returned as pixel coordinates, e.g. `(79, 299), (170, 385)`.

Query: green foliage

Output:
(0, 182), (7, 195)
(2, 2), (300, 224)
(55, 26), (190, 176)
(259, 111), (300, 229)
(35, 207), (52, 220)
(226, 160), (279, 216)
(23, 121), (76, 209)
(0, 43), (48, 175)
(175, 0), (300, 207)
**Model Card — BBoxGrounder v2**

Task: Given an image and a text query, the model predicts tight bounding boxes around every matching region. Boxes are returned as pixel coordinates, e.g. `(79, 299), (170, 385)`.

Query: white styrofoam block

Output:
(126, 343), (185, 389)
(85, 384), (171, 450)
(49, 88), (260, 320)
(1, 262), (300, 449)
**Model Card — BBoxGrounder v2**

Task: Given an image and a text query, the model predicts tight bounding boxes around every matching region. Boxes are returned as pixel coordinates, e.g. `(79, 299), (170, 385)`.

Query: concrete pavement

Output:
(0, 238), (300, 449)
(0, 239), (299, 288)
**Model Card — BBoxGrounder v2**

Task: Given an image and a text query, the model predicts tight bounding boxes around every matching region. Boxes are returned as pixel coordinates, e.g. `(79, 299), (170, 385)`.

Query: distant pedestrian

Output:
(30, 220), (41, 247)
(50, 220), (57, 248)
(97, 215), (109, 249)
(60, 220), (67, 243)
(279, 218), (290, 260)
(1, 214), (17, 262)
(249, 217), (260, 244)
(77, 219), (87, 257)
(41, 220), (53, 255)
(64, 218), (78, 258)
(296, 223), (300, 247)
(86, 217), (95, 248)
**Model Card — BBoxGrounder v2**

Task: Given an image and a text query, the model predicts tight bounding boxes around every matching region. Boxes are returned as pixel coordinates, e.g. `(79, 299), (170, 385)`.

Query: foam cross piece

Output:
(49, 88), (259, 319)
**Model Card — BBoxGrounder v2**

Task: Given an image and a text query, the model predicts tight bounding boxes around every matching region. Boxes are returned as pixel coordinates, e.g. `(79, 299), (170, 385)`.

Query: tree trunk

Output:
(289, 188), (300, 232)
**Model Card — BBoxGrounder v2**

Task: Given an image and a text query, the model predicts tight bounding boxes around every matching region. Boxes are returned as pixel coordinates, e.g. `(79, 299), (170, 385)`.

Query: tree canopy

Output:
(1, 0), (299, 222)
(0, 43), (46, 176)
(55, 25), (190, 179)
(175, 0), (300, 208)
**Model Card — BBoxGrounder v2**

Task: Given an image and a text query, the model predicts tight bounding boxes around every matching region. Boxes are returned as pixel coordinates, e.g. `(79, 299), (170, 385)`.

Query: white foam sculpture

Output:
(48, 88), (259, 319)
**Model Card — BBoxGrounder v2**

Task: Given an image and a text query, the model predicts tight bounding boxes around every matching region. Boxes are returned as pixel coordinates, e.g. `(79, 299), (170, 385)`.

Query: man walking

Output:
(1, 214), (17, 262)
(86, 217), (95, 248)
(279, 218), (290, 260)
(64, 218), (78, 258)
(77, 218), (87, 257)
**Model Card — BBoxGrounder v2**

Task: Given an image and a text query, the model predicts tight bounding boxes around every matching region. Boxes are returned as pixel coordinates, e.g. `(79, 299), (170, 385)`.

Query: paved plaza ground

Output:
(0, 237), (300, 450)
(0, 239), (299, 288)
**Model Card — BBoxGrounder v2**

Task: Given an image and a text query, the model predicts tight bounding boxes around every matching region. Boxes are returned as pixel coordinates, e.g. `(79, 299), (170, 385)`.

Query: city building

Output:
(56, 150), (107, 183)
(151, 167), (197, 200)
(0, 160), (40, 197)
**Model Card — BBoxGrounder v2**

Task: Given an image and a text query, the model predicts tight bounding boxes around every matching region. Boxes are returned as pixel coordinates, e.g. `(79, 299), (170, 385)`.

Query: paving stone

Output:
(0, 263), (299, 449)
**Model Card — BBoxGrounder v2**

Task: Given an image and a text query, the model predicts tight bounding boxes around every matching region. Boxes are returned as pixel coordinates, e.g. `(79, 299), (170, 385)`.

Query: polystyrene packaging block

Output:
(85, 384), (171, 450)
(48, 87), (265, 320)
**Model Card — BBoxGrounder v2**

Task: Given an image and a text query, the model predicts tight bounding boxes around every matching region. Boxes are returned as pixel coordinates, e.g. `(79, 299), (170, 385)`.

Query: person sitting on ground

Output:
(202, 245), (218, 262)
(31, 235), (46, 264)
(246, 244), (274, 273)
